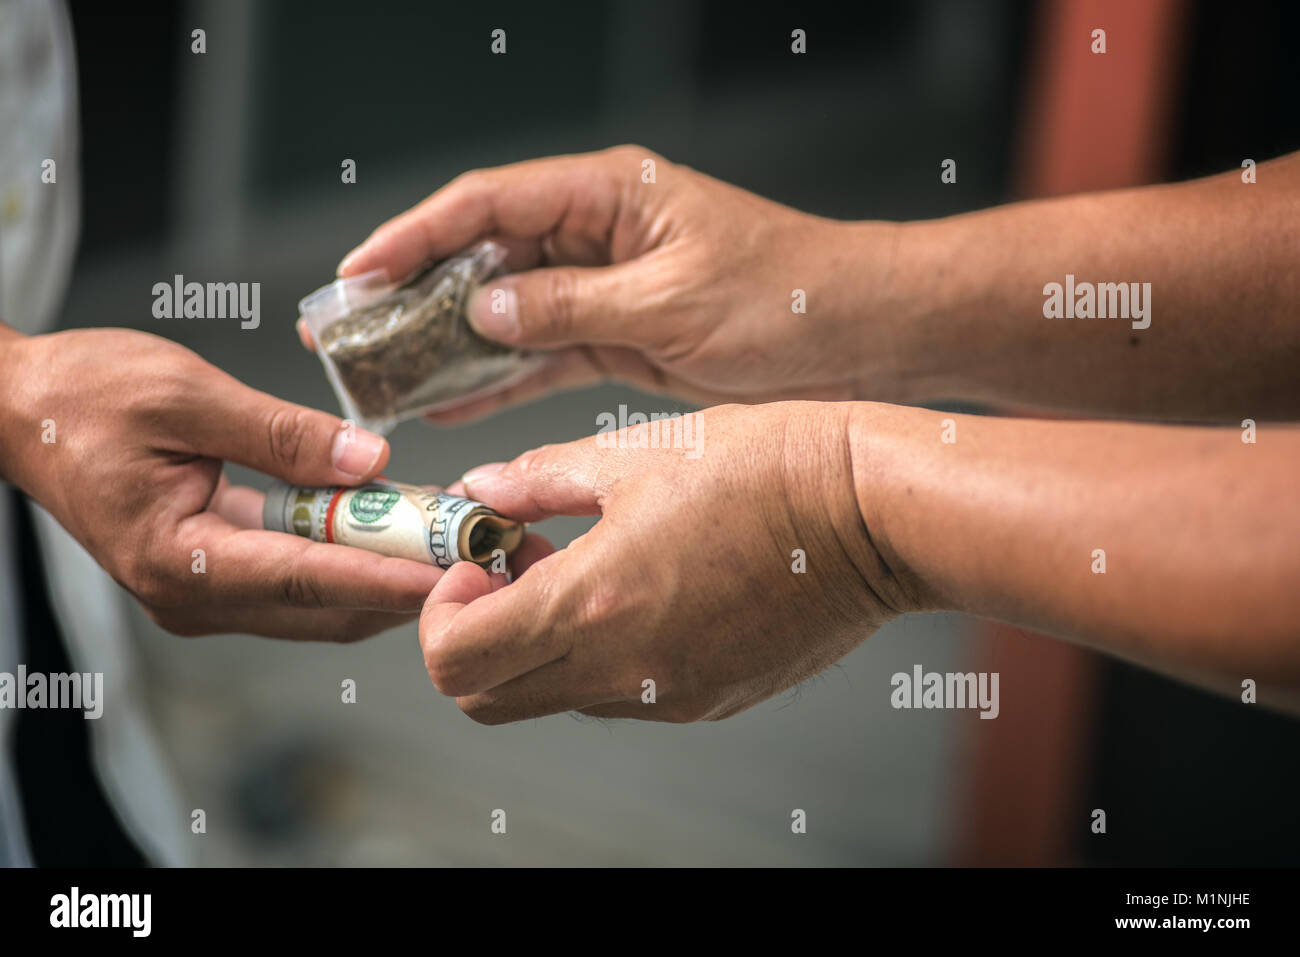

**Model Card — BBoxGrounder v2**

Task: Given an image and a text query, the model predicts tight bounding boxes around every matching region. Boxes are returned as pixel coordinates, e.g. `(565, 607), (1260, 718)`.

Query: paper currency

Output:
(262, 480), (524, 569)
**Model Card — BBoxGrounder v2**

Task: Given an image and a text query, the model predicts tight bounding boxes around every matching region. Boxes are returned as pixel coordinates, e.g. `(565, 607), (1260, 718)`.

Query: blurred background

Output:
(36, 0), (1300, 864)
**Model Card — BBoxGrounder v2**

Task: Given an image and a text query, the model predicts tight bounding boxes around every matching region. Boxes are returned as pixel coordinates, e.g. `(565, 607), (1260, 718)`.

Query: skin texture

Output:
(334, 145), (1300, 719)
(849, 405), (1300, 711)
(338, 146), (1300, 422)
(424, 403), (899, 724)
(330, 146), (909, 419)
(892, 155), (1300, 419)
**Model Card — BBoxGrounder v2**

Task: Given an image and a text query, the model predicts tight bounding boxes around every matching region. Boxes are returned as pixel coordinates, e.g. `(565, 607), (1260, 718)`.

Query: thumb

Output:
(460, 437), (627, 521)
(465, 262), (655, 349)
(183, 378), (389, 486)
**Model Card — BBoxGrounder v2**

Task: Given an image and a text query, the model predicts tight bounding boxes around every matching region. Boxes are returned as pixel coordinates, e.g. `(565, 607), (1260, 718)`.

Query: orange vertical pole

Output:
(957, 0), (1188, 865)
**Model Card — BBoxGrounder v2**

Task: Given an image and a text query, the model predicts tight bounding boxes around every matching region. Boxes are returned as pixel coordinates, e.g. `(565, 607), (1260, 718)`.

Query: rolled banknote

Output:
(262, 480), (524, 569)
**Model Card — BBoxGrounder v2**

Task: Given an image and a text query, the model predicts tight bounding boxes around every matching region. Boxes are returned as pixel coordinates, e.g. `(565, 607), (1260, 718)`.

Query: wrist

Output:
(773, 400), (921, 621)
(825, 218), (960, 405)
(843, 400), (946, 615)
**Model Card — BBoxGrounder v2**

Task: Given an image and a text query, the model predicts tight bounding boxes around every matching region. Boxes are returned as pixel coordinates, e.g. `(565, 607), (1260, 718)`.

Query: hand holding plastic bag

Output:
(299, 240), (540, 433)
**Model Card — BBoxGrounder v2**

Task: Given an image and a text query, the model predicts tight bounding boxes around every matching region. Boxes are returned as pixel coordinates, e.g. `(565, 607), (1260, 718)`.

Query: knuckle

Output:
(423, 645), (473, 697)
(279, 557), (327, 609)
(561, 556), (642, 640)
(124, 363), (200, 427)
(571, 577), (625, 634)
(119, 550), (181, 610)
(148, 367), (192, 408)
(510, 444), (556, 481)
(538, 269), (579, 338)
(608, 143), (653, 163)
(450, 168), (489, 196)
(265, 405), (312, 472)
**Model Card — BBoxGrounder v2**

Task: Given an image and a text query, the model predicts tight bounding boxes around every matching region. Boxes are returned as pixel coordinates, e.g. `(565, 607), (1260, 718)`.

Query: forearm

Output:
(847, 402), (1300, 707)
(854, 153), (1300, 419)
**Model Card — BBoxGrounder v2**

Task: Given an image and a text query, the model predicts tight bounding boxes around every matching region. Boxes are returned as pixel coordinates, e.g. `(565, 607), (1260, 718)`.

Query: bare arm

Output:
(851, 403), (1300, 709)
(413, 398), (1298, 724)
(873, 153), (1300, 419)
(337, 146), (1300, 423)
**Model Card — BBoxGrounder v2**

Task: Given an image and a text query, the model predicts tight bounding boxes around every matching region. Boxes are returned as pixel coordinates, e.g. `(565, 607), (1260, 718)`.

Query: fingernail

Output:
(467, 284), (519, 341)
(337, 246), (364, 276)
(332, 423), (386, 479)
(461, 461), (507, 491)
(296, 318), (315, 351)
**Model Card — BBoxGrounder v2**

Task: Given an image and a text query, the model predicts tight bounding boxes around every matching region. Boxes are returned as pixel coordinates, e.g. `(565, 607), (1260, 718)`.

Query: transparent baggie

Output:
(298, 240), (540, 434)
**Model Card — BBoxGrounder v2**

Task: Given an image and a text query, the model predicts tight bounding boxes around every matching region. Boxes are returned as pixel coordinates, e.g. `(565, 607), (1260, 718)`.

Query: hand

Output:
(418, 402), (913, 723)
(326, 146), (906, 422)
(0, 326), (443, 641)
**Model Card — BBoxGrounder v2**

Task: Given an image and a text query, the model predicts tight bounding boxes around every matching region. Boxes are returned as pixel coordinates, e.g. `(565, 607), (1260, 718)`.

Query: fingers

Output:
(175, 371), (390, 487)
(423, 542), (637, 724)
(208, 476), (264, 529)
(150, 603), (415, 642)
(336, 149), (636, 281)
(180, 512), (442, 612)
(459, 435), (626, 521)
(438, 485), (561, 580)
(455, 657), (626, 725)
(419, 550), (573, 697)
(462, 260), (658, 350)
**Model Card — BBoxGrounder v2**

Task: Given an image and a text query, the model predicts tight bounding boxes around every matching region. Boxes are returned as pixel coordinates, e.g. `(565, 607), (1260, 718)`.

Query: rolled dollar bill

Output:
(262, 480), (524, 569)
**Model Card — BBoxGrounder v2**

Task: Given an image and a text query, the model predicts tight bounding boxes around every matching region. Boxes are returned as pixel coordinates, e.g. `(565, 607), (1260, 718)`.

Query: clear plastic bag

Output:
(298, 240), (540, 434)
